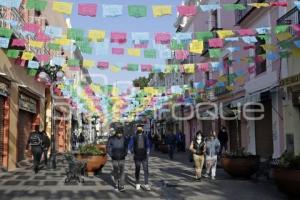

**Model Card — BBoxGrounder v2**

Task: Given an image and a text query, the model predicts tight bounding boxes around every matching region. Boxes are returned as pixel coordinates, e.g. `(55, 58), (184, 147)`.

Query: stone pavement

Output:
(0, 152), (287, 200)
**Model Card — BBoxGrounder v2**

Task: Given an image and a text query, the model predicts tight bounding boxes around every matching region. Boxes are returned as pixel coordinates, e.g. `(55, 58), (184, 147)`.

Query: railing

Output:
(235, 0), (265, 25)
(277, 7), (300, 36)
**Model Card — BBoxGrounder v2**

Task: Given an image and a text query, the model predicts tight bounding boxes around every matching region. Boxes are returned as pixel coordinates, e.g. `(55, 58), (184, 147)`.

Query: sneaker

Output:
(203, 174), (209, 178)
(119, 186), (125, 192)
(136, 184), (141, 190)
(211, 176), (216, 180)
(143, 184), (151, 191)
(114, 184), (118, 191)
(196, 178), (202, 182)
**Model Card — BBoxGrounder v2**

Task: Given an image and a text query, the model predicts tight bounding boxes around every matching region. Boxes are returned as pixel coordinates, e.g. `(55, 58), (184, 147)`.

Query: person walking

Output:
(203, 131), (220, 180)
(128, 126), (151, 191)
(176, 129), (185, 152)
(78, 132), (85, 146)
(41, 130), (50, 166)
(189, 131), (206, 181)
(218, 126), (228, 155)
(107, 127), (128, 192)
(165, 130), (176, 160)
(27, 126), (43, 174)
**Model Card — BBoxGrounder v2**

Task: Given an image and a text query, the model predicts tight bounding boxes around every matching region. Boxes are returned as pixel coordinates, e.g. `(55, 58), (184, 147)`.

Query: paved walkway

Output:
(0, 152), (287, 200)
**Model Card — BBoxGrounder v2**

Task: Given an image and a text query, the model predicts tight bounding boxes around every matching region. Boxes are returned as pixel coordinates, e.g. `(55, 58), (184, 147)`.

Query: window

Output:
(211, 10), (218, 29)
(255, 37), (266, 75)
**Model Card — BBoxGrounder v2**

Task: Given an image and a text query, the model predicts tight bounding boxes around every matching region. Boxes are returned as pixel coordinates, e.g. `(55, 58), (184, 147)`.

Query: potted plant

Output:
(75, 144), (107, 176)
(272, 152), (300, 197)
(221, 148), (260, 178)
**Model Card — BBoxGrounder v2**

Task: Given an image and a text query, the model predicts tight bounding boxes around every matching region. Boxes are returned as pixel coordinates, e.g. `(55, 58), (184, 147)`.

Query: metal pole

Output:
(50, 97), (56, 169)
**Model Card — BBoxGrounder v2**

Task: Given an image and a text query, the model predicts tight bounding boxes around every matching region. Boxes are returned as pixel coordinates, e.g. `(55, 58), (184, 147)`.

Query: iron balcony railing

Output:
(235, 0), (266, 25)
(277, 7), (300, 36)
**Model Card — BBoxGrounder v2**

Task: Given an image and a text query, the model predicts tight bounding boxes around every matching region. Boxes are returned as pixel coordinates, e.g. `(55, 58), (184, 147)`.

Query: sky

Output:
(67, 0), (182, 85)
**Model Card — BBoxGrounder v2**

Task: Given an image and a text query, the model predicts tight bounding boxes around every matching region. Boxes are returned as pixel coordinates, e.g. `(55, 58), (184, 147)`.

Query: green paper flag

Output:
(27, 69), (38, 76)
(48, 43), (60, 51)
(223, 4), (246, 10)
(171, 40), (185, 50)
(257, 34), (271, 41)
(275, 25), (289, 34)
(279, 51), (291, 58)
(128, 5), (147, 17)
(26, 0), (47, 11)
(209, 48), (222, 58)
(144, 49), (156, 58)
(0, 28), (13, 38)
(68, 59), (80, 66)
(6, 49), (20, 58)
(195, 32), (213, 41)
(278, 41), (293, 49)
(77, 41), (92, 54)
(67, 28), (84, 41)
(127, 64), (139, 71)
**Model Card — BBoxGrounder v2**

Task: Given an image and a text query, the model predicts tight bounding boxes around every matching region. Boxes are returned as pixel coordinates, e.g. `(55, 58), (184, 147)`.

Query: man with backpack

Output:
(128, 126), (151, 191)
(106, 126), (128, 192)
(41, 130), (50, 166)
(27, 126), (44, 174)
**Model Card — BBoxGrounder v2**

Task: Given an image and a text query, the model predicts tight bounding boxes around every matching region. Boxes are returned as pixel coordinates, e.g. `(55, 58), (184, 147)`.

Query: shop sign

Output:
(19, 94), (37, 114)
(280, 73), (300, 87)
(0, 82), (9, 97)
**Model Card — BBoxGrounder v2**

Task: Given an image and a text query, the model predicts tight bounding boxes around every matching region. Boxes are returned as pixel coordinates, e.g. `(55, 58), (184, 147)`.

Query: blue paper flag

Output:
(28, 61), (39, 69)
(0, 37), (9, 48)
(103, 4), (123, 17)
(0, 0), (21, 8)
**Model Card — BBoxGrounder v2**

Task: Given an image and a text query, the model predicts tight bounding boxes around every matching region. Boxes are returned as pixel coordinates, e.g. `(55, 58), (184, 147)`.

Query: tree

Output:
(133, 76), (150, 89)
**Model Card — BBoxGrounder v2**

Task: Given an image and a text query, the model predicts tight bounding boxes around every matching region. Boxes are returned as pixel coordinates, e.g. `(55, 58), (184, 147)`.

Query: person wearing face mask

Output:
(107, 126), (128, 192)
(218, 126), (228, 155)
(203, 131), (220, 180)
(189, 131), (206, 181)
(128, 126), (151, 191)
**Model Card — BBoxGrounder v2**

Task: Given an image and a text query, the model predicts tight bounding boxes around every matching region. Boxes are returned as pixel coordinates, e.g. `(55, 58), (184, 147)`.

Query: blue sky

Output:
(67, 0), (182, 85)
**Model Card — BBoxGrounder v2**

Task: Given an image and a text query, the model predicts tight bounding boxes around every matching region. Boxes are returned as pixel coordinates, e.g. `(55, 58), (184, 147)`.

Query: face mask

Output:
(197, 136), (201, 141)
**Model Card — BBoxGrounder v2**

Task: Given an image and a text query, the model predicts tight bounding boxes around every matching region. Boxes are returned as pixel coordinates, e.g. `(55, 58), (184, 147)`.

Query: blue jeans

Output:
(168, 145), (175, 159)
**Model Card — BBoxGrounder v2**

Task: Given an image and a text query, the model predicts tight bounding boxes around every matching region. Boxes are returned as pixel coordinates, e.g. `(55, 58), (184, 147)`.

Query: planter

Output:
(273, 168), (300, 197)
(75, 154), (107, 176)
(95, 144), (107, 154)
(159, 144), (169, 153)
(221, 156), (259, 178)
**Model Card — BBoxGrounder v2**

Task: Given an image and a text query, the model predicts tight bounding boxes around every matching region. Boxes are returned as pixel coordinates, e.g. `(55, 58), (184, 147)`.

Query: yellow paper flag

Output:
(248, 3), (270, 8)
(276, 32), (292, 41)
(111, 65), (121, 73)
(189, 40), (203, 54)
(152, 5), (172, 17)
(226, 85), (235, 91)
(29, 40), (44, 48)
(88, 30), (105, 42)
(292, 48), (300, 57)
(21, 51), (34, 60)
(54, 38), (71, 45)
(83, 59), (95, 68)
(183, 64), (195, 74)
(53, 1), (73, 15)
(235, 76), (246, 84)
(261, 44), (277, 51)
(216, 30), (235, 39)
(127, 48), (141, 57)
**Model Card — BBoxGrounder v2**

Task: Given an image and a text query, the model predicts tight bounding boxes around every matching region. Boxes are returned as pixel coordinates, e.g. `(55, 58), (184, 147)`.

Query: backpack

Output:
(29, 133), (42, 146)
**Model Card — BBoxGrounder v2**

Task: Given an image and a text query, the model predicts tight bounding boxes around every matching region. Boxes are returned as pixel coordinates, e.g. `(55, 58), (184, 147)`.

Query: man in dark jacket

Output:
(128, 126), (151, 191)
(165, 131), (176, 160)
(27, 126), (43, 174)
(218, 126), (228, 155)
(41, 130), (50, 166)
(106, 127), (128, 192)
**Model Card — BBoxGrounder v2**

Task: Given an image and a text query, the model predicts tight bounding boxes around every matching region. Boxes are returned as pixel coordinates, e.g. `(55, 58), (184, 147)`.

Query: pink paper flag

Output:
(23, 23), (40, 33)
(197, 63), (209, 72)
(177, 6), (197, 16)
(134, 43), (148, 48)
(97, 61), (109, 69)
(78, 3), (97, 17)
(237, 29), (255, 36)
(175, 50), (189, 60)
(292, 24), (300, 32)
(69, 67), (81, 71)
(208, 38), (223, 48)
(248, 66), (256, 74)
(37, 54), (50, 62)
(36, 32), (51, 42)
(111, 32), (127, 44)
(15, 58), (26, 67)
(141, 64), (152, 72)
(271, 2), (288, 7)
(12, 39), (26, 47)
(155, 33), (171, 44)
(112, 48), (124, 55)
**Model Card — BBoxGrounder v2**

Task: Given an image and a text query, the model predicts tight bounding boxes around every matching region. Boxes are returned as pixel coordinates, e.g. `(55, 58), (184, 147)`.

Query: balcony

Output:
(235, 0), (265, 25)
(277, 7), (300, 36)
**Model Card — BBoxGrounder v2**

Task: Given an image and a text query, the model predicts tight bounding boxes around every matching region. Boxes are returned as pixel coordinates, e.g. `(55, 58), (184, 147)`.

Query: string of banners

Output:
(1, 0), (300, 17)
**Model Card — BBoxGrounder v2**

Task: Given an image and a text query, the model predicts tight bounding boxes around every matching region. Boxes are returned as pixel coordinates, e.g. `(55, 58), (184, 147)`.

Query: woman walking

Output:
(189, 131), (206, 181)
(204, 131), (220, 180)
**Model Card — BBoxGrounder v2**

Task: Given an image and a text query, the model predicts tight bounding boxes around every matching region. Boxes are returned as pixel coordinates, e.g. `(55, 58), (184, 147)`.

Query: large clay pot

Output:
(221, 156), (259, 178)
(273, 168), (300, 197)
(75, 154), (107, 176)
(95, 144), (106, 154)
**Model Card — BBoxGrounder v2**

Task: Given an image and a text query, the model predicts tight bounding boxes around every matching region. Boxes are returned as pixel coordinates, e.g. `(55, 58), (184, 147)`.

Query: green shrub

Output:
(278, 152), (300, 170)
(79, 145), (105, 156)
